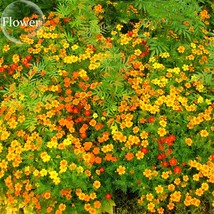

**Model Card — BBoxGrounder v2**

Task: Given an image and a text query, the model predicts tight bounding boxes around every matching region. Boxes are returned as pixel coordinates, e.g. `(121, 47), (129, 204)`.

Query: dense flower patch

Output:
(0, 0), (214, 213)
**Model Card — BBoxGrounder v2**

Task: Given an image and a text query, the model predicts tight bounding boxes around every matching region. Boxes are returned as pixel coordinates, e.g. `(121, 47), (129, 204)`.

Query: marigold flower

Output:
(40, 169), (47, 177)
(93, 180), (101, 189)
(177, 46), (185, 53)
(145, 193), (153, 201)
(40, 152), (51, 162)
(161, 171), (170, 179)
(59, 203), (66, 211)
(3, 45), (10, 52)
(116, 165), (126, 175)
(201, 182), (209, 191)
(155, 185), (164, 194)
(89, 119), (97, 127)
(158, 127), (167, 137)
(147, 202), (155, 211)
(136, 151), (144, 160)
(43, 191), (51, 199)
(125, 152), (134, 161)
(200, 129), (209, 137)
(168, 184), (175, 191)
(159, 120), (167, 127)
(94, 200), (101, 209)
(167, 202), (174, 210)
(185, 138), (193, 146)
(195, 188), (204, 196)
(134, 49), (142, 56)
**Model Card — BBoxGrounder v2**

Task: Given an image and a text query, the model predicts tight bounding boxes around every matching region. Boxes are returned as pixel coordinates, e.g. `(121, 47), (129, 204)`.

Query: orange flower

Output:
(94, 200), (101, 209)
(60, 160), (67, 167)
(84, 142), (92, 151)
(89, 119), (97, 127)
(60, 189), (67, 196)
(95, 123), (104, 131)
(46, 207), (53, 213)
(125, 152), (134, 161)
(94, 156), (102, 164)
(43, 191), (51, 199)
(84, 203), (91, 211)
(200, 10), (210, 19)
(91, 147), (99, 155)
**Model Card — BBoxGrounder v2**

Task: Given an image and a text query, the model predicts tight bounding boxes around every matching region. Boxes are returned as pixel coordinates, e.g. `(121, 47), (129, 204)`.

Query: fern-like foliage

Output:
(93, 48), (134, 116)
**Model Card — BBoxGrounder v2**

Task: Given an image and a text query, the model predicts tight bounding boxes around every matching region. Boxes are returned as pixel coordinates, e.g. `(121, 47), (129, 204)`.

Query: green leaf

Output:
(98, 199), (116, 214)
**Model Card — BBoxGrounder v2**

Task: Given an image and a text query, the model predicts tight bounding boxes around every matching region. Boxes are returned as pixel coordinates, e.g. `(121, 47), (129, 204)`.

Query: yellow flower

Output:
(134, 49), (142, 56)
(158, 127), (167, 137)
(167, 202), (174, 210)
(201, 182), (209, 191)
(0, 131), (10, 140)
(183, 175), (189, 182)
(49, 170), (58, 179)
(33, 170), (40, 177)
(143, 169), (152, 178)
(185, 138), (193, 146)
(193, 174), (200, 181)
(79, 69), (87, 78)
(197, 96), (204, 103)
(143, 32), (150, 37)
(146, 193), (154, 201)
(140, 131), (148, 139)
(147, 202), (155, 211)
(63, 42), (69, 49)
(93, 180), (101, 189)
(177, 46), (185, 53)
(205, 99), (211, 105)
(53, 177), (60, 185)
(3, 45), (10, 52)
(12, 54), (20, 63)
(116, 165), (126, 175)
(159, 120), (167, 127)
(40, 169), (47, 177)
(90, 192), (97, 200)
(89, 63), (100, 70)
(93, 113), (98, 118)
(174, 178), (181, 186)
(168, 184), (175, 191)
(116, 24), (123, 31)
(136, 151), (144, 160)
(63, 55), (78, 64)
(153, 62), (164, 70)
(170, 191), (181, 202)
(182, 64), (189, 71)
(111, 30), (117, 35)
(63, 138), (72, 146)
(47, 141), (58, 148)
(160, 52), (170, 58)
(77, 166), (84, 174)
(155, 185), (164, 194)
(161, 171), (170, 179)
(173, 67), (180, 74)
(200, 129), (209, 137)
(72, 44), (79, 50)
(195, 188), (204, 196)
(40, 152), (51, 162)
(120, 35), (132, 45)
(191, 43), (196, 48)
